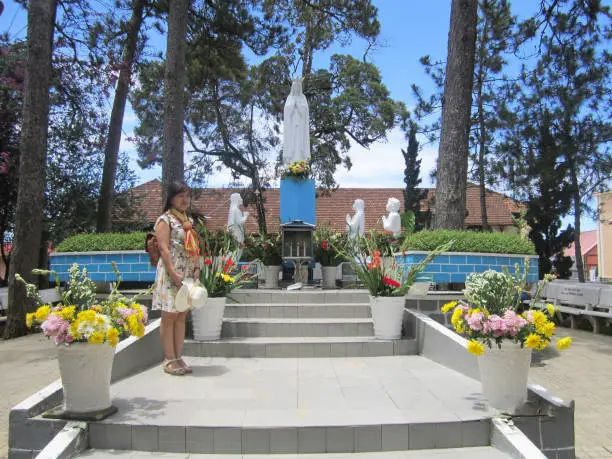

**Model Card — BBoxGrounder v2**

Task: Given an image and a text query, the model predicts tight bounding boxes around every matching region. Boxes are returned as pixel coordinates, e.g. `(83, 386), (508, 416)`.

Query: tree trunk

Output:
(434, 0), (478, 230)
(5, 0), (57, 339)
(570, 167), (585, 282)
(162, 0), (187, 202)
(96, 0), (146, 233)
(475, 10), (490, 232)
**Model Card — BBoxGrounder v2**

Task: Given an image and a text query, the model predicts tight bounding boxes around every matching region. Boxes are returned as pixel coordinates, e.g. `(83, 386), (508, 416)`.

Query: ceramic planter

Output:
(478, 342), (532, 412)
(369, 295), (405, 339)
(321, 265), (338, 289)
(192, 297), (226, 340)
(56, 342), (115, 414)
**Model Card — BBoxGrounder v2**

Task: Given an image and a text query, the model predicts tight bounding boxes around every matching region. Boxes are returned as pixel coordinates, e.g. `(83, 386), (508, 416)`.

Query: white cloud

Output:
(334, 127), (438, 188)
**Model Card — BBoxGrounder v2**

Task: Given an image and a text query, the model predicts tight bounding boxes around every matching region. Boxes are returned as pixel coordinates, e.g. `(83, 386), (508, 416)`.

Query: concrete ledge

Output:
(405, 309), (576, 458)
(9, 319), (163, 457)
(491, 418), (547, 459)
(35, 421), (88, 459)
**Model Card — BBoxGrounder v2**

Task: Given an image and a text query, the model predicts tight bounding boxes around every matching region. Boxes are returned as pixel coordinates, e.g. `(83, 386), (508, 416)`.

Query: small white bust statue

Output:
(282, 78), (310, 165)
(346, 199), (365, 240)
(382, 197), (401, 236)
(227, 193), (249, 244)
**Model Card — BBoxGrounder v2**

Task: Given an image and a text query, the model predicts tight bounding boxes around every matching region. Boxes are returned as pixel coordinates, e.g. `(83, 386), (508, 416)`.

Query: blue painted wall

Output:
(50, 251), (155, 283)
(280, 178), (316, 225)
(396, 252), (539, 283)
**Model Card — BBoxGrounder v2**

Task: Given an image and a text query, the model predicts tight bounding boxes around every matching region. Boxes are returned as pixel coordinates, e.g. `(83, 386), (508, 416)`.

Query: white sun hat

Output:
(175, 279), (208, 312)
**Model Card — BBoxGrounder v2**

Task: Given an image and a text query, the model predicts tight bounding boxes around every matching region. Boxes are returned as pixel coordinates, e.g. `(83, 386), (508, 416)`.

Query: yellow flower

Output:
(539, 321), (556, 338)
(35, 305), (51, 322)
(88, 331), (105, 344)
(546, 303), (555, 316)
(441, 301), (457, 313)
(466, 340), (485, 356)
(106, 328), (120, 347)
(69, 321), (81, 339)
(456, 321), (466, 334)
(532, 310), (547, 327)
(451, 307), (464, 327)
(525, 333), (542, 349)
(556, 337), (572, 350)
(60, 306), (76, 320)
(77, 310), (96, 322)
(536, 339), (549, 350)
(26, 313), (35, 328)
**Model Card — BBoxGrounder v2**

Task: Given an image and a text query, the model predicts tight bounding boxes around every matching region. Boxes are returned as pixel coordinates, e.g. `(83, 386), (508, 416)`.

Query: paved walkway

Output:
(1, 327), (611, 458)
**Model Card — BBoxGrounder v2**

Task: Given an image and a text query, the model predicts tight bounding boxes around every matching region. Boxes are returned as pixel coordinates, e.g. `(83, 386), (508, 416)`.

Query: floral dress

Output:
(152, 211), (199, 312)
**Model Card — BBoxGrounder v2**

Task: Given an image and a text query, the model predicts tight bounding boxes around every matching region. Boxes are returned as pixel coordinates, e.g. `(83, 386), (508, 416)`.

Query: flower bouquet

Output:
(247, 232), (283, 266)
(282, 159), (311, 179)
(339, 234), (451, 339)
(314, 225), (347, 267)
(440, 262), (571, 411)
(193, 250), (252, 340)
(17, 263), (148, 417)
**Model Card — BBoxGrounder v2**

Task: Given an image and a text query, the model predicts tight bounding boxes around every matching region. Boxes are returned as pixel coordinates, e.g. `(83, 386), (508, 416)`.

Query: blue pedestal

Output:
(280, 178), (316, 225)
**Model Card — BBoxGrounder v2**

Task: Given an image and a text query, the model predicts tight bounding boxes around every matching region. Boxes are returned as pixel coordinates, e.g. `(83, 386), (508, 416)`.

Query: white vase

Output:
(56, 342), (115, 414)
(264, 265), (281, 289)
(321, 265), (338, 289)
(369, 295), (405, 339)
(192, 297), (226, 340)
(478, 342), (532, 412)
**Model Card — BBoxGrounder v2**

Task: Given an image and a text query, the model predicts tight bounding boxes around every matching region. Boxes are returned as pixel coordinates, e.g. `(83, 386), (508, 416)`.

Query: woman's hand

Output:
(171, 271), (183, 288)
(194, 268), (200, 281)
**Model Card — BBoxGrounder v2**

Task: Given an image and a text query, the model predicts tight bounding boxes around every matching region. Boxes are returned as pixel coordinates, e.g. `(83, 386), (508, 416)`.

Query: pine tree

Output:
(401, 123), (428, 230)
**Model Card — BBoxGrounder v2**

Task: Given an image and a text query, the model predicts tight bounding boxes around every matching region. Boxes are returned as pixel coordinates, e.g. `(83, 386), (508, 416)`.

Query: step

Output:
(183, 337), (416, 358)
(84, 356), (498, 455)
(78, 446), (514, 458)
(225, 303), (372, 319)
(221, 318), (374, 338)
(230, 289), (370, 304)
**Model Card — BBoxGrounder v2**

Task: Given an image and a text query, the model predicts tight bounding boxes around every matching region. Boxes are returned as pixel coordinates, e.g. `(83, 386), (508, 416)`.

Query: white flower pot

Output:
(478, 342), (532, 412)
(264, 265), (281, 289)
(56, 342), (115, 414)
(369, 295), (405, 339)
(321, 265), (338, 289)
(192, 296), (226, 340)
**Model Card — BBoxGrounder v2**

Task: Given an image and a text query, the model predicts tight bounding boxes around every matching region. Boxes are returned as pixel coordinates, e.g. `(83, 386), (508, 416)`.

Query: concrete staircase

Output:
(183, 289), (417, 358)
(72, 289), (527, 458)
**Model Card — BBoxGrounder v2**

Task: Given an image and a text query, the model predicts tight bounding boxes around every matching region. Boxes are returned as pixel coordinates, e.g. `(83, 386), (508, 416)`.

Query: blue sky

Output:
(2, 1), (604, 231)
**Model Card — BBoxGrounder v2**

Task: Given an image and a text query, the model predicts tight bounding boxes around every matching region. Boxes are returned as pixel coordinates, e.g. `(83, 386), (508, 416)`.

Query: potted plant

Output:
(193, 250), (251, 340)
(18, 263), (148, 420)
(247, 232), (283, 289)
(313, 225), (347, 289)
(441, 263), (572, 412)
(341, 235), (451, 339)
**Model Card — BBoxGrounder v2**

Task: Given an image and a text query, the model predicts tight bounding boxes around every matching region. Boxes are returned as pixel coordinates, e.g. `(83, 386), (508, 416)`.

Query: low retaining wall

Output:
(403, 309), (576, 459)
(49, 251), (154, 283)
(396, 251), (539, 284)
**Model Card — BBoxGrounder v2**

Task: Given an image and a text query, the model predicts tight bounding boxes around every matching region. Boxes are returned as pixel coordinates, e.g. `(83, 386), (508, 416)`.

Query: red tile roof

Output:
(124, 179), (523, 232)
(564, 230), (598, 258)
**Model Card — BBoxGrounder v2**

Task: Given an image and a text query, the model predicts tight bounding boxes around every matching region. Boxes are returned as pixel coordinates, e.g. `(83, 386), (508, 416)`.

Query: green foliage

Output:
(56, 233), (147, 252)
(245, 232), (282, 266)
(401, 230), (536, 255)
(313, 224), (347, 267)
(196, 225), (241, 257)
(401, 123), (428, 230)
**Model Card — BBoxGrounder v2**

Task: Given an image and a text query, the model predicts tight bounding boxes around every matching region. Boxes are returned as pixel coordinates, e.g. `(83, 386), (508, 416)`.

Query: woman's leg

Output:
(174, 311), (190, 371)
(161, 311), (185, 375)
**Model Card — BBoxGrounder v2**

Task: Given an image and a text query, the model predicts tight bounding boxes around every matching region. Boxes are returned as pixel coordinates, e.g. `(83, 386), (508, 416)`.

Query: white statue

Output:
(346, 199), (365, 240)
(382, 197), (401, 236)
(282, 78), (310, 165)
(227, 193), (249, 244)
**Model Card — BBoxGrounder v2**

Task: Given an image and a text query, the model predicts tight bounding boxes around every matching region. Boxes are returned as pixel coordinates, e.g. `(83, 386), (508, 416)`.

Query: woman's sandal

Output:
(163, 359), (186, 376)
(178, 357), (192, 374)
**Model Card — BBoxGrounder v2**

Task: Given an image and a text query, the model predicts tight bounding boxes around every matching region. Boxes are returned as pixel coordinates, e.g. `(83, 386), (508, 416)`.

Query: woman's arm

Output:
(156, 219), (183, 288)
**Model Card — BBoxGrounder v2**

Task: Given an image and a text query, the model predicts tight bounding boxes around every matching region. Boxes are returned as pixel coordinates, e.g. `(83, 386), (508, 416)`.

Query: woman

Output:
(152, 181), (200, 375)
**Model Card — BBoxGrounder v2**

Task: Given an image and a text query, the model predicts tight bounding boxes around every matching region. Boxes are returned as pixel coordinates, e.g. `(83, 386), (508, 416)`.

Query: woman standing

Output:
(152, 181), (200, 375)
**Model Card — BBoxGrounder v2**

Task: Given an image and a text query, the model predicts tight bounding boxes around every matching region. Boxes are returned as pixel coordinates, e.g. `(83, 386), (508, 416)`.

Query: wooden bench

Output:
(532, 281), (612, 333)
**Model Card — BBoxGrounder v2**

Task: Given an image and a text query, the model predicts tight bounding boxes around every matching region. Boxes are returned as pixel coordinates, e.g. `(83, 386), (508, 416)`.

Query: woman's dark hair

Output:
(163, 181), (190, 212)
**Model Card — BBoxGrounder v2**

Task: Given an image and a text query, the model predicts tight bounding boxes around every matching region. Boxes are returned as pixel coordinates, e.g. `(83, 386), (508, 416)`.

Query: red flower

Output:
(322, 241), (329, 250)
(382, 277), (400, 288)
(204, 258), (212, 265)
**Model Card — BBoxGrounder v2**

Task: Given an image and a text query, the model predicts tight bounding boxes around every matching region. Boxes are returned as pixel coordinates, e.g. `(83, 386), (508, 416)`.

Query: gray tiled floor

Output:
(79, 446), (512, 458)
(105, 356), (495, 428)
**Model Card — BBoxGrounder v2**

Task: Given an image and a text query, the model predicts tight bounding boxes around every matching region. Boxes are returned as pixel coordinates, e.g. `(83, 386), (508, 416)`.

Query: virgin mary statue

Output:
(282, 78), (310, 165)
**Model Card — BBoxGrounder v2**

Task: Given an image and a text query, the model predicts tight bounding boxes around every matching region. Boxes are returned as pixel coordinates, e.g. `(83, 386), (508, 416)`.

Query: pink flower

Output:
(483, 314), (508, 338)
(54, 335), (65, 345)
(65, 335), (74, 344)
(467, 312), (485, 331)
(41, 314), (70, 337)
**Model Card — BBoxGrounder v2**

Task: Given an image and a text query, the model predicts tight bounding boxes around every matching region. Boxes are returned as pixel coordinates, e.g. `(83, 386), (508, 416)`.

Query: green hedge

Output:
(56, 233), (148, 252)
(401, 230), (536, 255)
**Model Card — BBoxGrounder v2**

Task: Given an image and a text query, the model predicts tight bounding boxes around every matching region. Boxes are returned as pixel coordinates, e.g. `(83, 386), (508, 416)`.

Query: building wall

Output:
(597, 192), (612, 280)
